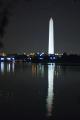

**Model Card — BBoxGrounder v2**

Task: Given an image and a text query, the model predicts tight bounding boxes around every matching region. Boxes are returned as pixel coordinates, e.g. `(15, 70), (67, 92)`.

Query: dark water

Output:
(0, 62), (80, 120)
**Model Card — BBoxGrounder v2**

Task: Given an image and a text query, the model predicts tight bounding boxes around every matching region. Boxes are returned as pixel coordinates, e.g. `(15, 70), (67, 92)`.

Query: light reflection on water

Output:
(0, 62), (58, 119)
(32, 64), (44, 77)
(1, 62), (4, 74)
(7, 63), (10, 72)
(0, 63), (80, 119)
(46, 63), (55, 117)
(0, 62), (15, 74)
(32, 63), (55, 117)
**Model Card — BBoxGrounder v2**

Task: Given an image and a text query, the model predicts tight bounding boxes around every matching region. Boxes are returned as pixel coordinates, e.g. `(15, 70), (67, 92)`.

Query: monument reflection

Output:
(32, 63), (55, 117)
(46, 63), (55, 117)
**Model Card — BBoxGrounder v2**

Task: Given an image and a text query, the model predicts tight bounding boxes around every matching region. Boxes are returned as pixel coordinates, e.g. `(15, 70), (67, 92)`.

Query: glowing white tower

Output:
(48, 18), (54, 54)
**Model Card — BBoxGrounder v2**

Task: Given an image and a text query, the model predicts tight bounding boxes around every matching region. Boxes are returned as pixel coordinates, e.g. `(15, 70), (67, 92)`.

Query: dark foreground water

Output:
(0, 62), (80, 120)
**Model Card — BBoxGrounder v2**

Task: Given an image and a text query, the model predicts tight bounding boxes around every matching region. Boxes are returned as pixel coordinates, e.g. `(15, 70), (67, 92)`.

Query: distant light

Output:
(55, 53), (59, 55)
(39, 58), (44, 60)
(30, 53), (35, 56)
(1, 58), (4, 61)
(50, 56), (56, 60)
(40, 52), (44, 56)
(7, 58), (11, 61)
(24, 52), (26, 55)
(29, 57), (31, 60)
(2, 53), (6, 56)
(37, 52), (40, 55)
(50, 57), (53, 60)
(53, 57), (55, 59)
(55, 53), (63, 56)
(12, 58), (15, 60)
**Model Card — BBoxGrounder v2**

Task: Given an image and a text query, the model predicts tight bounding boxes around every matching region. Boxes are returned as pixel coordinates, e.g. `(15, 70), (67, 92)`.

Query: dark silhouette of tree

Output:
(0, 0), (17, 49)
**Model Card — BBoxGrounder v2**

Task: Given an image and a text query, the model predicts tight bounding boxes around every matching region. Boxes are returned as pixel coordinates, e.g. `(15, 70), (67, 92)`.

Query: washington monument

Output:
(48, 18), (54, 54)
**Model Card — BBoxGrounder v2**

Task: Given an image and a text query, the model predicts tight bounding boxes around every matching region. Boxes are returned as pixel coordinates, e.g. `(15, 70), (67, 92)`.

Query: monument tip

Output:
(50, 17), (53, 20)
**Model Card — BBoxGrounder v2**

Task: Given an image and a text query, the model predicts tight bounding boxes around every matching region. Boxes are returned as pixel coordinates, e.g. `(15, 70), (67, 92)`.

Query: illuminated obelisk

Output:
(48, 18), (54, 54)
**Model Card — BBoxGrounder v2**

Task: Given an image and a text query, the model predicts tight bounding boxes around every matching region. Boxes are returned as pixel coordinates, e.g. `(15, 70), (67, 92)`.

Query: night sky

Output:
(1, 0), (80, 54)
